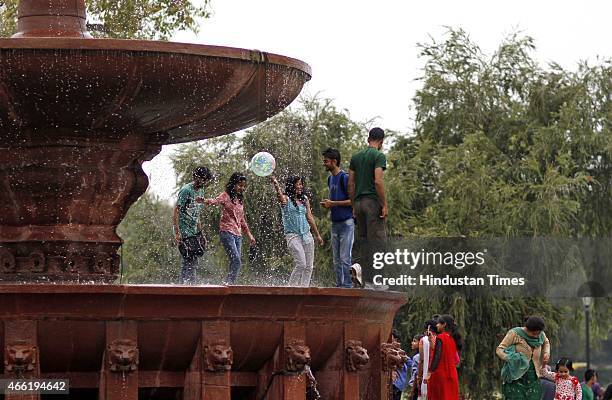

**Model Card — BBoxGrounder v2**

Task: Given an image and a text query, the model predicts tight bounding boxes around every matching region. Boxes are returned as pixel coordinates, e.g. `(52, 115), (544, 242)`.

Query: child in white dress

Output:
(540, 357), (582, 400)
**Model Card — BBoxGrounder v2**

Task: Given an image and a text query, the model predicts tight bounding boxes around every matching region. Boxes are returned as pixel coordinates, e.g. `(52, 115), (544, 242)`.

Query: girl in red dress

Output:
(540, 358), (582, 400)
(428, 314), (463, 400)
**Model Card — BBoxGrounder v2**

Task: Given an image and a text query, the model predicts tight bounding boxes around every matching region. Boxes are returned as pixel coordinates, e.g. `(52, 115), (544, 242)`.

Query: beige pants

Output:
(286, 233), (315, 287)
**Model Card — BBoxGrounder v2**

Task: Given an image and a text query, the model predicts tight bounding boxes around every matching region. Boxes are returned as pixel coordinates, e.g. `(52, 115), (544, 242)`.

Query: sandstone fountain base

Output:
(0, 285), (406, 400)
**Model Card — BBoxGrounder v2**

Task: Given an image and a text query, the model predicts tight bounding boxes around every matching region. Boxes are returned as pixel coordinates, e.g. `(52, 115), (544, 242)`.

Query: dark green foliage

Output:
(393, 29), (610, 239)
(116, 192), (179, 283)
(0, 0), (210, 39)
(389, 29), (610, 398)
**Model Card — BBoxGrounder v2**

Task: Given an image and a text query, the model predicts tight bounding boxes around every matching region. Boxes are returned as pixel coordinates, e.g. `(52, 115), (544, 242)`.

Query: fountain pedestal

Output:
(12, 0), (91, 38)
(0, 134), (159, 282)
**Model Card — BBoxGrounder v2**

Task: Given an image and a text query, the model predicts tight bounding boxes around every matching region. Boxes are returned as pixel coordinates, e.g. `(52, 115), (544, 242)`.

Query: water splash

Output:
(304, 365), (321, 400)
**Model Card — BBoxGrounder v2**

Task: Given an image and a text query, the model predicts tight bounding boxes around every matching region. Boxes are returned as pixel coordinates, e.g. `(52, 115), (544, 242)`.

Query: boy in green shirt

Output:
(348, 127), (388, 288)
(581, 369), (597, 400)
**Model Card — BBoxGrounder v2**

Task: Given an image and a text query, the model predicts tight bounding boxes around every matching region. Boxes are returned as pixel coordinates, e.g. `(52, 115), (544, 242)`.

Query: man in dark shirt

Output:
(348, 127), (388, 288)
(321, 148), (354, 288)
(541, 375), (556, 400)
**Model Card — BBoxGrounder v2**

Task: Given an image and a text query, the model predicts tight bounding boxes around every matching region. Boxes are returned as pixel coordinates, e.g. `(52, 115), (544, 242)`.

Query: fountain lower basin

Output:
(0, 284), (406, 399)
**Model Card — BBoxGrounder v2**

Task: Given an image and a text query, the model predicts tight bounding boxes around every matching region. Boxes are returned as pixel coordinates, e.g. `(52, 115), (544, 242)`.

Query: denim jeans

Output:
(331, 218), (354, 288)
(220, 230), (242, 284)
(180, 254), (198, 284)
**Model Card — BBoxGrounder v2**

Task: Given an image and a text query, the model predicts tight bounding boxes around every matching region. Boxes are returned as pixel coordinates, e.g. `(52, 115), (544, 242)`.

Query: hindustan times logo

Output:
(372, 249), (487, 270)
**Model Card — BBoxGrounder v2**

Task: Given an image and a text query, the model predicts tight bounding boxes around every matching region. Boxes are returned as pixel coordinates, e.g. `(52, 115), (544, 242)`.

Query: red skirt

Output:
(427, 372), (459, 400)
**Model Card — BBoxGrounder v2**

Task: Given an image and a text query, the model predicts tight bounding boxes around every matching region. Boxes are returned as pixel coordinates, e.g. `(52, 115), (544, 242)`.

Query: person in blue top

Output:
(392, 329), (413, 400)
(320, 148), (354, 288)
(270, 175), (323, 287)
(394, 360), (412, 400)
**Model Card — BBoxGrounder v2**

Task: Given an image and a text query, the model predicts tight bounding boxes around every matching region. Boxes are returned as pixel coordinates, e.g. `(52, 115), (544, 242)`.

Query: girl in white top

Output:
(416, 320), (438, 400)
(540, 357), (582, 400)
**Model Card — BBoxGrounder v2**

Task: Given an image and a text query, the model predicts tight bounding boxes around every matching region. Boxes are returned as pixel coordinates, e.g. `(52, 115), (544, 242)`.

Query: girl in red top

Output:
(202, 173), (255, 284)
(428, 314), (463, 400)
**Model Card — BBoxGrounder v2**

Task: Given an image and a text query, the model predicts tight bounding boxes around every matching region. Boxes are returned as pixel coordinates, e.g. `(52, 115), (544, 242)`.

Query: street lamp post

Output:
(582, 296), (593, 369)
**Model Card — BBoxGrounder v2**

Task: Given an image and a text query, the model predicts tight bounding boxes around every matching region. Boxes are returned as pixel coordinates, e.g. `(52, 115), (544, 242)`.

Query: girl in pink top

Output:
(201, 173), (255, 284)
(540, 357), (582, 400)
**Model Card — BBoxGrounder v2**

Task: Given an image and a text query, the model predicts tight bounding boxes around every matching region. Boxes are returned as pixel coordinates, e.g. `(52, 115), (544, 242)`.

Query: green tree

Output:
(0, 0), (17, 37)
(392, 30), (610, 238)
(389, 29), (611, 398)
(0, 0), (210, 39)
(116, 191), (179, 283)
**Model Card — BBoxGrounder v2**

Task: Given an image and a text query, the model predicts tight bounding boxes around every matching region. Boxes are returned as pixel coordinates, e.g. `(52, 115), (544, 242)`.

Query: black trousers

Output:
(353, 197), (387, 284)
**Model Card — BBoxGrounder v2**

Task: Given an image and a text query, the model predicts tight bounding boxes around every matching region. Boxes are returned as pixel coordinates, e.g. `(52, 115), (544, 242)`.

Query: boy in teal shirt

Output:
(173, 166), (213, 284)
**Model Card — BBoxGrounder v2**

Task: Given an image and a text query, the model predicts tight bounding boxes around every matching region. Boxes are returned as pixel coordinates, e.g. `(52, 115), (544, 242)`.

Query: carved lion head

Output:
(285, 340), (311, 372)
(204, 341), (233, 372)
(5, 341), (37, 373)
(381, 341), (408, 372)
(346, 340), (369, 372)
(107, 339), (139, 372)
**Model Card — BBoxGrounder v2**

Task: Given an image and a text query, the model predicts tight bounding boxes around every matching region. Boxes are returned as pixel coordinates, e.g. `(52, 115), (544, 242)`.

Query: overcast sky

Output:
(144, 0), (611, 200)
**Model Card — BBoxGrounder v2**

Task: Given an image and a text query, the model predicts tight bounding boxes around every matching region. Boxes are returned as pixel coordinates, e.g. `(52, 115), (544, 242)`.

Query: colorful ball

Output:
(250, 152), (276, 177)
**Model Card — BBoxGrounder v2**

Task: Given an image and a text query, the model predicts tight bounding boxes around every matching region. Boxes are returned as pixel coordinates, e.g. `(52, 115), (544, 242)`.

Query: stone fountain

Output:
(0, 1), (406, 399)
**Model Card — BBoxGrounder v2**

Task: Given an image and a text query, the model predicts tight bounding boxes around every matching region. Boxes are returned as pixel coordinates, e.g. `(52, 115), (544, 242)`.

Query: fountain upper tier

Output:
(0, 39), (311, 144)
(0, 0), (311, 143)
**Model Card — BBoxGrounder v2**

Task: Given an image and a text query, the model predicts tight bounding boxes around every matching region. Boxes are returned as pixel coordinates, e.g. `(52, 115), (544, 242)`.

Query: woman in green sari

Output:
(496, 316), (551, 400)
